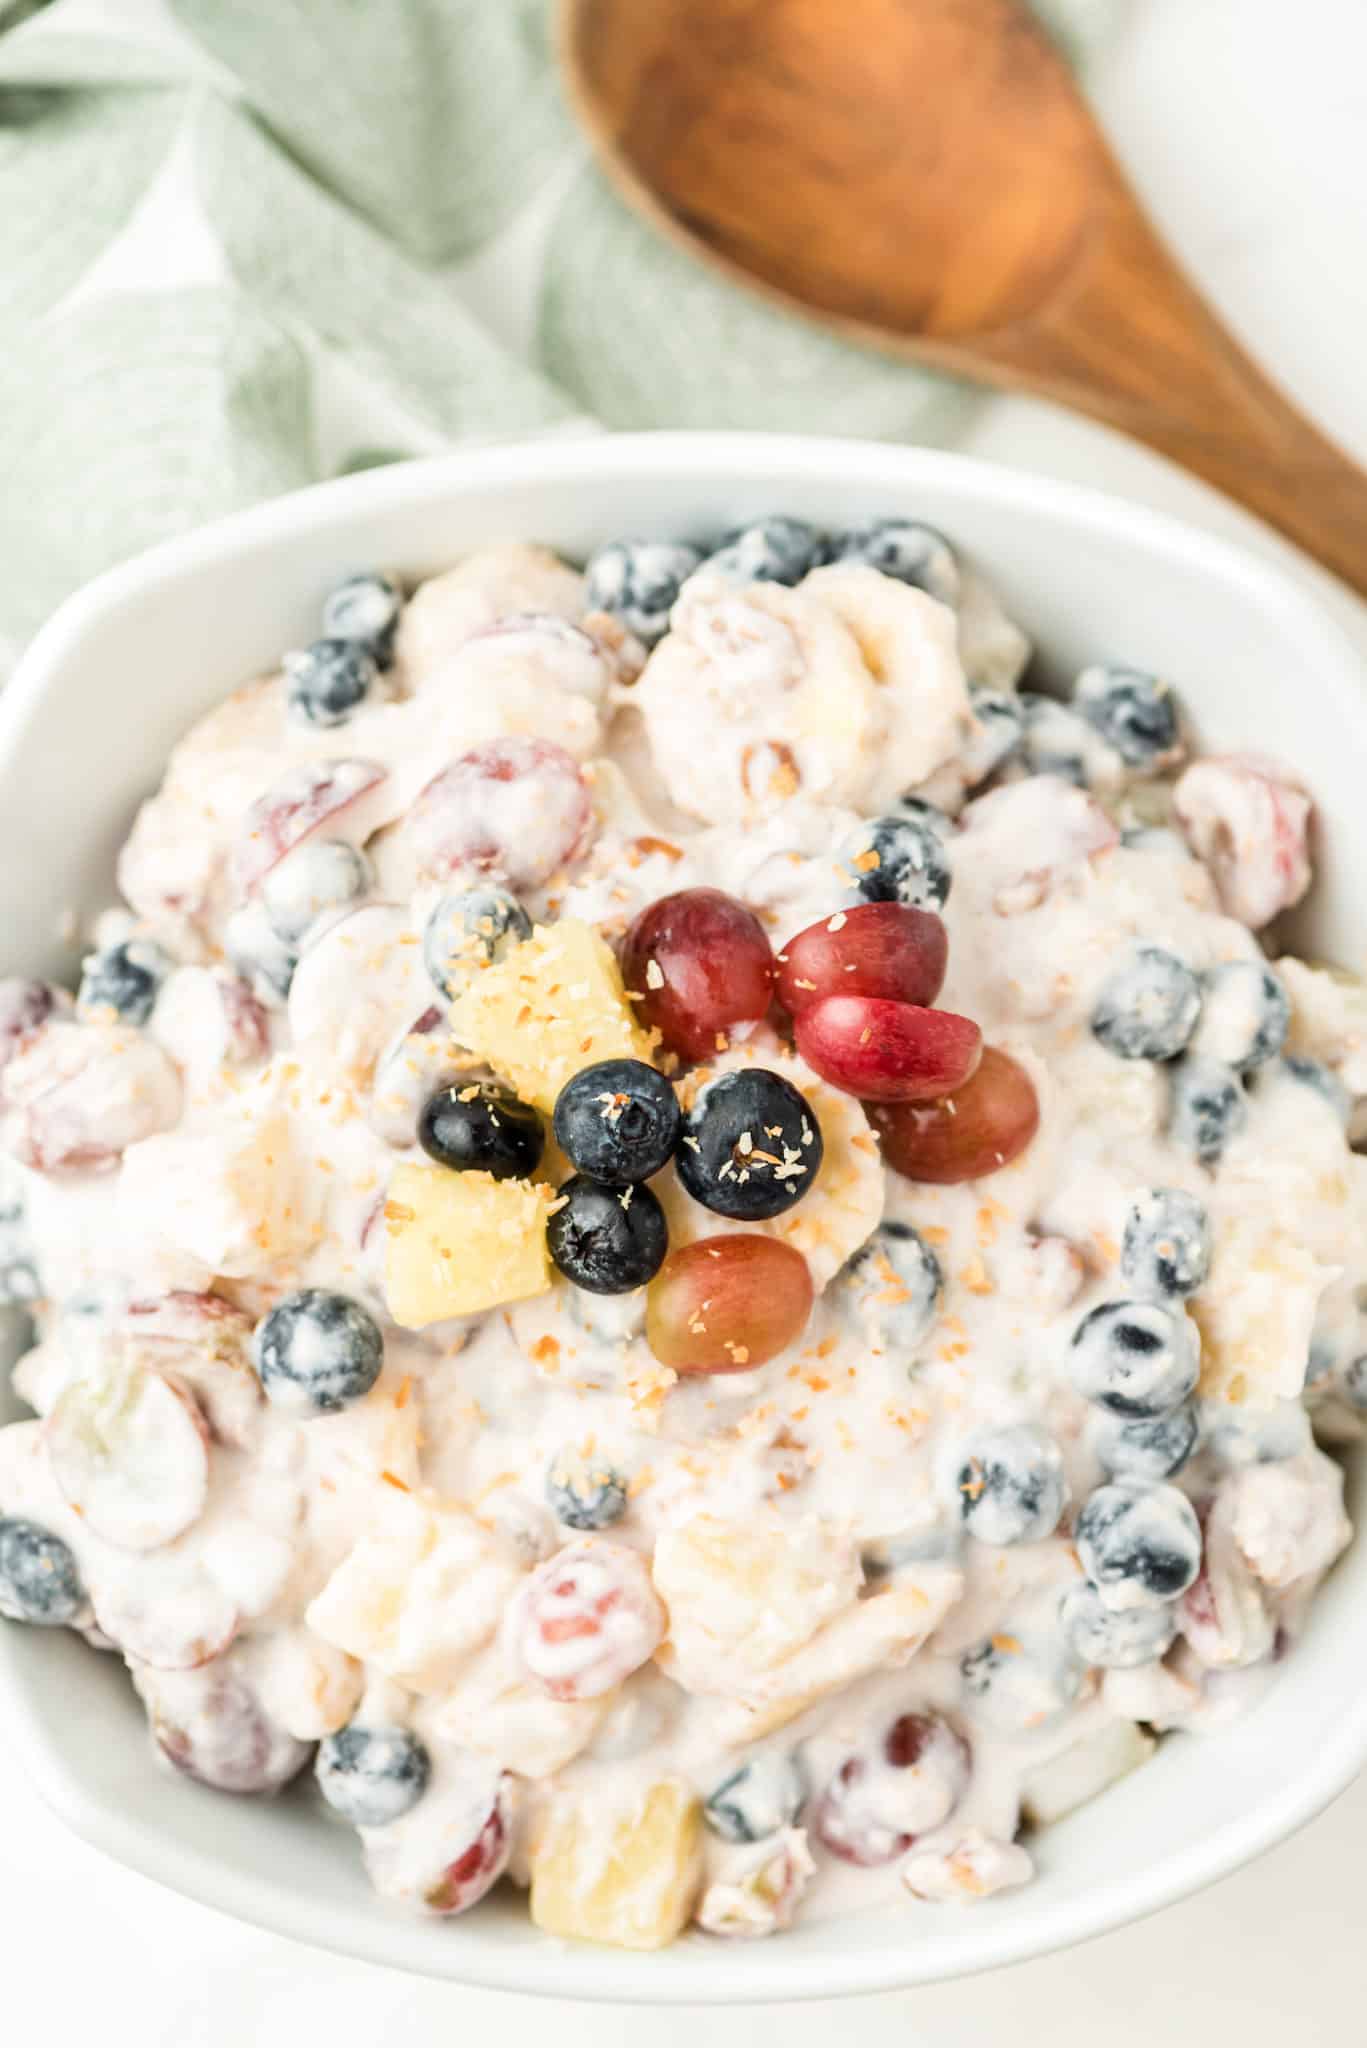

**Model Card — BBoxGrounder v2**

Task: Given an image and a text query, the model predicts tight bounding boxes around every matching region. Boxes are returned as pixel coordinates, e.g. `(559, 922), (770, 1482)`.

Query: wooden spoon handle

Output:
(938, 199), (1367, 596)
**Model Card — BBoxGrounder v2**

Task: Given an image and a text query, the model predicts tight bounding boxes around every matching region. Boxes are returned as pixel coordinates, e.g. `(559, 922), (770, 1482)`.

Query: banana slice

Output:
(634, 577), (881, 824)
(802, 563), (971, 804)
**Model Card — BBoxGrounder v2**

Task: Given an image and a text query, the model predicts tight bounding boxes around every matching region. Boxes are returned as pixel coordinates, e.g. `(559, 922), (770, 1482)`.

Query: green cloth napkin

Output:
(0, 0), (1115, 666)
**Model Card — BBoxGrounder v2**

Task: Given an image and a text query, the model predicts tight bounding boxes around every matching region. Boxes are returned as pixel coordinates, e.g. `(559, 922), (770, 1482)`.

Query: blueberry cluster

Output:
(1092, 951), (1294, 1170)
(1058, 1474), (1202, 1670)
(282, 571), (402, 728)
(583, 515), (964, 653)
(543, 1058), (680, 1294)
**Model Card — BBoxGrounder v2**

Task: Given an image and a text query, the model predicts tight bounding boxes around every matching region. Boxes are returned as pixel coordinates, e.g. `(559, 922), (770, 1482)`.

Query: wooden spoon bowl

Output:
(561, 0), (1367, 595)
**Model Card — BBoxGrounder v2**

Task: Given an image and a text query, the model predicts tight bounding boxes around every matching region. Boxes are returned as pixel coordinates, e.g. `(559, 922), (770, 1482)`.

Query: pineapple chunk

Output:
(384, 1162), (553, 1326)
(530, 1778), (703, 1950)
(653, 1512), (862, 1694)
(448, 919), (655, 1114)
(1019, 1718), (1154, 1828)
(305, 1492), (524, 1692)
(1189, 1217), (1334, 1406)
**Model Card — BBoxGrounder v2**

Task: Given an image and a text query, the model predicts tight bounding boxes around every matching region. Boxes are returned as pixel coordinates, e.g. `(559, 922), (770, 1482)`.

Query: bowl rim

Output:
(2, 430), (1365, 2002)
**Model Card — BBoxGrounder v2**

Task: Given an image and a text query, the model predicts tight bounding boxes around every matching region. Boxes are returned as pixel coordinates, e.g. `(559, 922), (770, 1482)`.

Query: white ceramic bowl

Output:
(1, 433), (1364, 2003)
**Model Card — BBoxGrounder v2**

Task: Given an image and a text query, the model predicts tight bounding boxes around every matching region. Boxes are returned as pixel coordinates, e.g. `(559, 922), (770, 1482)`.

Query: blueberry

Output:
(703, 1752), (806, 1844)
(840, 813), (951, 912)
(1075, 1481), (1202, 1604)
(701, 517), (829, 587)
(1020, 693), (1118, 788)
(1168, 1056), (1247, 1164)
(547, 1175), (668, 1293)
(831, 519), (959, 605)
(262, 839), (371, 946)
(283, 638), (379, 728)
(224, 900), (298, 1007)
(1091, 945), (1201, 1062)
(1190, 962), (1290, 1073)
(1091, 1402), (1200, 1482)
(0, 1256), (41, 1307)
(676, 1068), (823, 1221)
(553, 1059), (680, 1187)
(320, 573), (402, 667)
(316, 1723), (430, 1827)
(960, 687), (1025, 787)
(77, 939), (170, 1026)
(1073, 665), (1180, 771)
(256, 1289), (384, 1413)
(956, 1425), (1066, 1546)
(1277, 1054), (1351, 1125)
(0, 1517), (84, 1625)
(1070, 1299), (1199, 1418)
(546, 1445), (628, 1530)
(1120, 1188), (1212, 1299)
(584, 539), (703, 646)
(1059, 1580), (1177, 1668)
(418, 1081), (543, 1180)
(836, 1221), (942, 1352)
(422, 887), (531, 1000)
(960, 1629), (1081, 1733)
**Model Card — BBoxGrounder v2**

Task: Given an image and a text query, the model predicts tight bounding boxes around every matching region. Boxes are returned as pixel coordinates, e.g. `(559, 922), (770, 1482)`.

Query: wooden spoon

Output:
(559, 0), (1367, 595)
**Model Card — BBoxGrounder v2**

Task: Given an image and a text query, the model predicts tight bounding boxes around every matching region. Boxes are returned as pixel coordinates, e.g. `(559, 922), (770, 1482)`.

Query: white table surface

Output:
(8, 2), (1367, 2041)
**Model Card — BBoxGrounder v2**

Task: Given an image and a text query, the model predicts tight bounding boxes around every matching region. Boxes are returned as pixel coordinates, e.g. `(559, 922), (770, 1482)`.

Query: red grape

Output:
(231, 759), (387, 897)
(621, 888), (775, 1061)
(646, 1235), (814, 1373)
(776, 903), (947, 1017)
(868, 1046), (1040, 1184)
(795, 996), (981, 1103)
(405, 737), (592, 889)
(423, 1775), (515, 1914)
(814, 1712), (970, 1866)
(140, 1656), (312, 1793)
(508, 1538), (665, 1701)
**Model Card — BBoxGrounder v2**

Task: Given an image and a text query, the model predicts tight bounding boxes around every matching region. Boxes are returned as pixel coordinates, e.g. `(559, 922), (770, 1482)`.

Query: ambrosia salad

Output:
(0, 513), (1362, 1949)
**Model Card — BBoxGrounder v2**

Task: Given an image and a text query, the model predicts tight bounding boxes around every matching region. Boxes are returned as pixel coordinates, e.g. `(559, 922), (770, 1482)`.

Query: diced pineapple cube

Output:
(448, 919), (655, 1114)
(530, 1778), (703, 1950)
(652, 1512), (862, 1694)
(1189, 1218), (1334, 1406)
(384, 1162), (553, 1326)
(305, 1492), (524, 1693)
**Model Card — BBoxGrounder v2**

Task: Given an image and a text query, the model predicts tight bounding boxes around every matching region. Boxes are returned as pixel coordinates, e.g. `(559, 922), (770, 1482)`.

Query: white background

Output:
(7, 2), (1367, 2041)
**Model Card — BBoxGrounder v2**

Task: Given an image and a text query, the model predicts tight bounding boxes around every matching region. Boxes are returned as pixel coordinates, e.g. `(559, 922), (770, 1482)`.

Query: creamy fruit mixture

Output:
(0, 514), (1363, 1951)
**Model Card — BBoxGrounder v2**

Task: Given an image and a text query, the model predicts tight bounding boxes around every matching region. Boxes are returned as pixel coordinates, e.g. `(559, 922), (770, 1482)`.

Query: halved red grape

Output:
(776, 904), (947, 1017)
(868, 1046), (1040, 1184)
(231, 759), (387, 897)
(405, 737), (592, 889)
(646, 1235), (813, 1374)
(795, 997), (981, 1103)
(814, 1712), (970, 1866)
(621, 888), (775, 1061)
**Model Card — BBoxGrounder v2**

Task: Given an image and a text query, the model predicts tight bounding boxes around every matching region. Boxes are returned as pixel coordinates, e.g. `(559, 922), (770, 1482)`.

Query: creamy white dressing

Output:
(0, 538), (1360, 1945)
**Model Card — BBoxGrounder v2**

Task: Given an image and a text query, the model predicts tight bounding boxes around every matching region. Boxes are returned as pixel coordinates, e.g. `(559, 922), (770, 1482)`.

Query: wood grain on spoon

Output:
(561, 0), (1367, 596)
